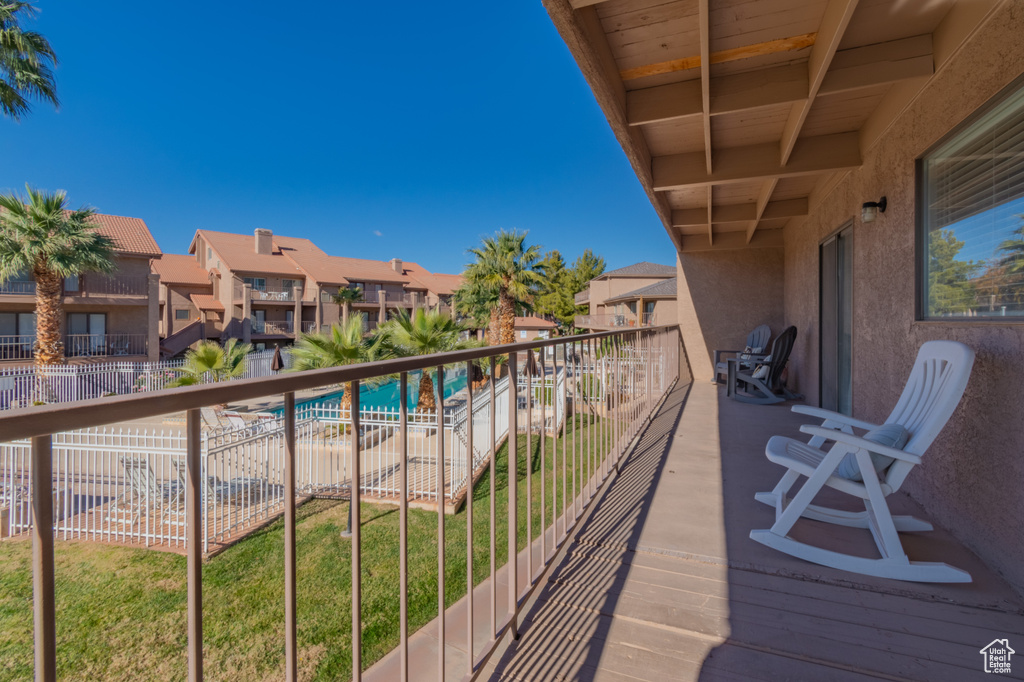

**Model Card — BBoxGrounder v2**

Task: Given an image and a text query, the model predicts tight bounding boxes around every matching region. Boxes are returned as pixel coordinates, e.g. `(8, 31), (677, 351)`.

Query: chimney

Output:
(255, 228), (273, 255)
(390, 258), (403, 274)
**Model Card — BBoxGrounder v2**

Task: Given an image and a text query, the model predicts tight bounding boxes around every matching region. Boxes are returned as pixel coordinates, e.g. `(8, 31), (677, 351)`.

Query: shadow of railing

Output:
(487, 381), (691, 680)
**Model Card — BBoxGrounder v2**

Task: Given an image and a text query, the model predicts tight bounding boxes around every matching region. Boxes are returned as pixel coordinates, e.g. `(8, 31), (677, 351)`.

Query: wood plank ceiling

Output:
(546, 0), (964, 252)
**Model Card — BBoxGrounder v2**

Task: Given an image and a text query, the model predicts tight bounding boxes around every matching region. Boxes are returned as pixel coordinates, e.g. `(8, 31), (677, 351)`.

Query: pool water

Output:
(288, 369), (469, 414)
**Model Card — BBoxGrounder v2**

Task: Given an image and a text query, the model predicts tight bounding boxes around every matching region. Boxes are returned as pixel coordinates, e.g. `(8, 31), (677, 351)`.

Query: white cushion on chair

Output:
(835, 423), (910, 481)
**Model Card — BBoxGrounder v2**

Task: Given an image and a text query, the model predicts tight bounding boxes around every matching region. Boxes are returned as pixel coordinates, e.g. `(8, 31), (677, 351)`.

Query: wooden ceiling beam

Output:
(698, 0), (712, 175)
(654, 133), (861, 191)
(620, 33), (816, 81)
(745, 180), (778, 243)
(820, 34), (933, 96)
(680, 229), (784, 253)
(672, 198), (808, 227)
(779, 0), (860, 165)
(627, 34), (934, 127)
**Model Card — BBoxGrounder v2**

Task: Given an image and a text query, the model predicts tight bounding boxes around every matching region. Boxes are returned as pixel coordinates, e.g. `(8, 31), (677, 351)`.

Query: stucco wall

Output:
(677, 247), (785, 381)
(784, 2), (1024, 591)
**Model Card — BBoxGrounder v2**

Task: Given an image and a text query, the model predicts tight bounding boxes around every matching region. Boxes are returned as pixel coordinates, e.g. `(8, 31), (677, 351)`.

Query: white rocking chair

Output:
(750, 340), (975, 583)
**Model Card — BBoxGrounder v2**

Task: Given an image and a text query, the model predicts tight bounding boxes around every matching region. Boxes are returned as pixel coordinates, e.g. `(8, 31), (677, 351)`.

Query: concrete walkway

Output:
(481, 381), (1024, 680)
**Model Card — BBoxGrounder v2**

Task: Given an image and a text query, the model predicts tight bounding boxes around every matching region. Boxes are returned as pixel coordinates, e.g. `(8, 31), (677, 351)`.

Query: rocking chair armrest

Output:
(798, 425), (922, 465)
(791, 405), (879, 431)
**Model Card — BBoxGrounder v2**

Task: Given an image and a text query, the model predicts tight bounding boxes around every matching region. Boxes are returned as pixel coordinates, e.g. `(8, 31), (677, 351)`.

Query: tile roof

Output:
(85, 213), (162, 257)
(595, 261), (675, 280)
(402, 261), (463, 295)
(190, 293), (224, 311)
(323, 256), (411, 285)
(515, 316), (557, 329)
(152, 254), (212, 286)
(192, 230), (308, 277)
(605, 277), (677, 303)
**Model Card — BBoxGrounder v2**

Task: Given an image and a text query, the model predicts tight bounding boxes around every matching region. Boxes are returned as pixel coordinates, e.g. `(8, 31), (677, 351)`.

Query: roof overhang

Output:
(544, 0), (1003, 253)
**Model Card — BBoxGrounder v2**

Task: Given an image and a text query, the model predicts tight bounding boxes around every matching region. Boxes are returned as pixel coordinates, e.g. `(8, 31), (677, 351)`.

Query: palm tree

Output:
(287, 317), (377, 410)
(168, 339), (252, 387)
(379, 308), (472, 411)
(465, 229), (545, 345)
(0, 186), (117, 364)
(1, 3), (59, 120)
(332, 286), (363, 326)
(996, 220), (1024, 275)
(453, 279), (498, 345)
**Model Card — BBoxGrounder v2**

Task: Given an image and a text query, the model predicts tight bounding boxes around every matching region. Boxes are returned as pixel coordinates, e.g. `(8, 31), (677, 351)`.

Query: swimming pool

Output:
(285, 368), (469, 414)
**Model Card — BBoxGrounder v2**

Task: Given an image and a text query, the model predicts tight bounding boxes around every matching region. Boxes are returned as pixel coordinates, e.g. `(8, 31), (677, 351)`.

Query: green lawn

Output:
(0, 411), (621, 681)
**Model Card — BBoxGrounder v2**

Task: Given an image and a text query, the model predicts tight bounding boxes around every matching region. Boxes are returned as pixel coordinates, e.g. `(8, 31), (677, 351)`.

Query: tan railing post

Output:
(186, 409), (203, 682)
(488, 357), (496, 641)
(525, 350), (533, 582)
(399, 372), (409, 682)
(464, 360), (474, 676)
(539, 350), (546, 566)
(284, 392), (297, 682)
(507, 351), (519, 639)
(350, 382), (362, 681)
(31, 434), (56, 682)
(435, 365), (445, 682)
(560, 342), (567, 541)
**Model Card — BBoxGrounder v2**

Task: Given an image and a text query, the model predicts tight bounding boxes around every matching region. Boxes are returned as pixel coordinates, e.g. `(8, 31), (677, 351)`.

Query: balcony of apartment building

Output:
(574, 289), (588, 305)
(0, 308), (150, 362)
(0, 274), (149, 304)
(5, 325), (1019, 681)
(575, 311), (656, 330)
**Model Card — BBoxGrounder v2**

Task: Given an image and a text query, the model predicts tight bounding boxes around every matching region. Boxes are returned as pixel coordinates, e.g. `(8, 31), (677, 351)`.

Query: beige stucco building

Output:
(0, 213), (161, 364)
(575, 261), (677, 330)
(547, 0), (1024, 593)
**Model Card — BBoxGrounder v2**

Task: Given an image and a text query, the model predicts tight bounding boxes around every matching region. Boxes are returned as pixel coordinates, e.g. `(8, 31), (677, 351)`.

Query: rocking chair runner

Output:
(726, 326), (801, 404)
(750, 340), (975, 582)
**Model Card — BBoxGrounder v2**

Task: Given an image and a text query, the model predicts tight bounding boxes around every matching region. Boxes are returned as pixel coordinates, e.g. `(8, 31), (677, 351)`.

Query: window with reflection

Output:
(920, 80), (1024, 319)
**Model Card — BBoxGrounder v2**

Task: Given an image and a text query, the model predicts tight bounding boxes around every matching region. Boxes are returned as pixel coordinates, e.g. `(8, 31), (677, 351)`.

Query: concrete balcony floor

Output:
(369, 380), (1024, 681)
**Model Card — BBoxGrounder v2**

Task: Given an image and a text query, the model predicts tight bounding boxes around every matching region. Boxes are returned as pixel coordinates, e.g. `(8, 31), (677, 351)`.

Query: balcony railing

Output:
(575, 313), (629, 329)
(64, 333), (148, 358)
(251, 320), (293, 335)
(1, 325), (679, 681)
(251, 287), (300, 302)
(300, 321), (317, 334)
(70, 275), (149, 297)
(0, 281), (36, 295)
(574, 290), (589, 304)
(0, 275), (149, 297)
(0, 334), (35, 359)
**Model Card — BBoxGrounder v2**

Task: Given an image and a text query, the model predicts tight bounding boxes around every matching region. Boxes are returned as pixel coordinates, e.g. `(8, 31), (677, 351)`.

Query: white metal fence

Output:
(0, 349), (294, 410)
(0, 367), (563, 552)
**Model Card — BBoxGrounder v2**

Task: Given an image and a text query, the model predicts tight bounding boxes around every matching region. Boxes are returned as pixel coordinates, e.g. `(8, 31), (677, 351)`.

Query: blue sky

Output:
(0, 2), (674, 275)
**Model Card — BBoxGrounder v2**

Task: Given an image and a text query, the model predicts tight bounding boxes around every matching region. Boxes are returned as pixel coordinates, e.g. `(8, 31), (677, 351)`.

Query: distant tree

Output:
(288, 317), (379, 409)
(1, 2), (59, 120)
(0, 186), (116, 364)
(464, 229), (545, 344)
(570, 249), (605, 291)
(928, 229), (978, 315)
(996, 219), (1024, 275)
(379, 308), (472, 411)
(168, 339), (252, 387)
(533, 250), (578, 330)
(453, 279), (498, 344)
(332, 286), (363, 326)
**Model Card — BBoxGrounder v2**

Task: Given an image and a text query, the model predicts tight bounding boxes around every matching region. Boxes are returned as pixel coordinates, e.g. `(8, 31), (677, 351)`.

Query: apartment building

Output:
(574, 261), (677, 330)
(173, 228), (462, 350)
(0, 213), (161, 364)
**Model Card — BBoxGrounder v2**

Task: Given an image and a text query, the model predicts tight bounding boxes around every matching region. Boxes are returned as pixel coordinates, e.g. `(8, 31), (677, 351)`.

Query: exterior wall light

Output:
(861, 196), (887, 223)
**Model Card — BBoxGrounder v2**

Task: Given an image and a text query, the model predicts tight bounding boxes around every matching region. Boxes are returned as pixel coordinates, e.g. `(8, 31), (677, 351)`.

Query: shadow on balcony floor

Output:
(485, 381), (1024, 681)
